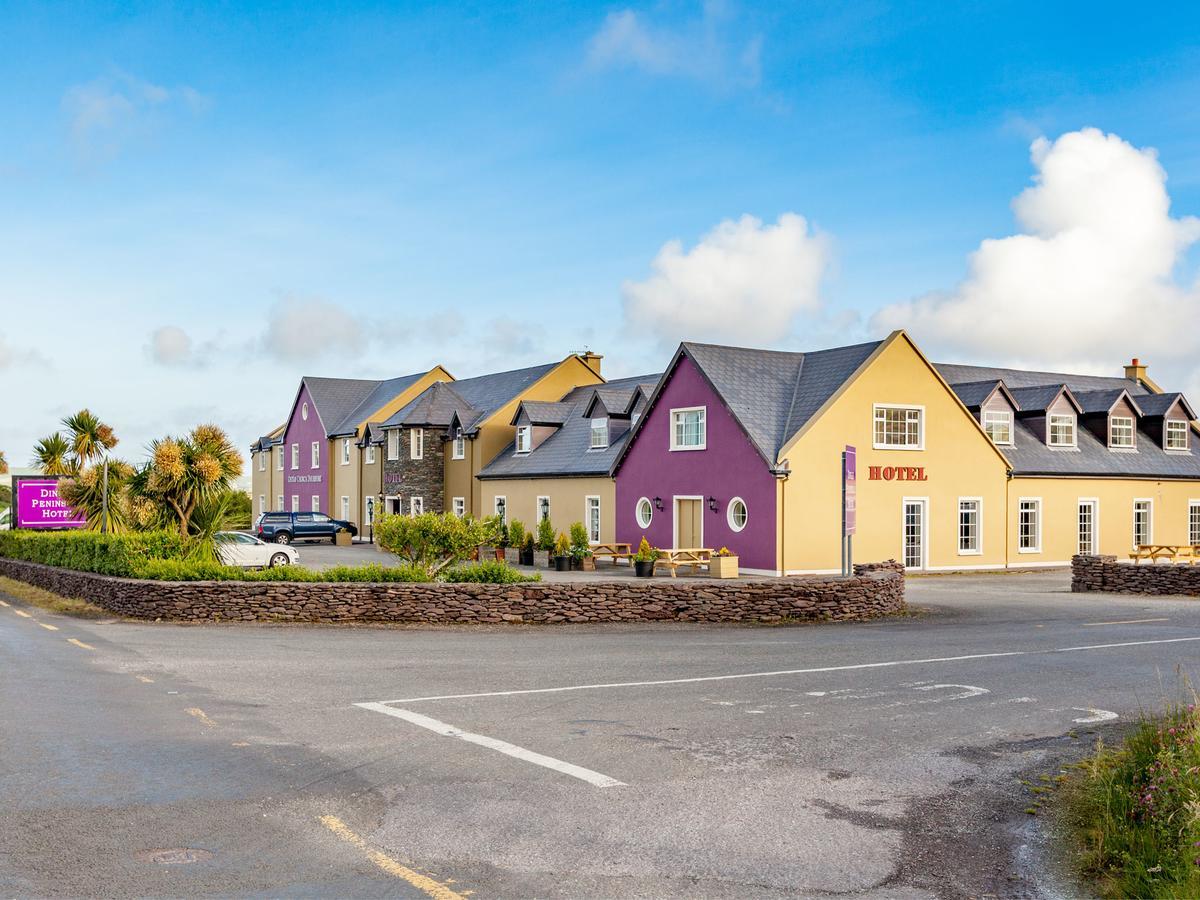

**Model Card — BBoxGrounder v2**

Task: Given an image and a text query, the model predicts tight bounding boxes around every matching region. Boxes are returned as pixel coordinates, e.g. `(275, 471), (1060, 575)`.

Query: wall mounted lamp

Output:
(707, 496), (718, 512)
(653, 496), (664, 511)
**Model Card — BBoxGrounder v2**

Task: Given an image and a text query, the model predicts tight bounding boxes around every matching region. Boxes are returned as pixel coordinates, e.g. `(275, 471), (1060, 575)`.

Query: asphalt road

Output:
(3, 571), (1199, 898)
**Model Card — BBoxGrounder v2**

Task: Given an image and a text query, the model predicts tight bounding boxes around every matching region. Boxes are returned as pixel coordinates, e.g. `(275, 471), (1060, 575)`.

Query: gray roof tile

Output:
(328, 372), (430, 435)
(383, 361), (563, 433)
(1008, 384), (1074, 414)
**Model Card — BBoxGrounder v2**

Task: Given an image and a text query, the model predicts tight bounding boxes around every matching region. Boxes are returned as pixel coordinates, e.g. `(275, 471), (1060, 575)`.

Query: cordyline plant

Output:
(128, 424), (243, 537)
(0, 449), (7, 475)
(34, 408), (119, 477)
(58, 458), (135, 532)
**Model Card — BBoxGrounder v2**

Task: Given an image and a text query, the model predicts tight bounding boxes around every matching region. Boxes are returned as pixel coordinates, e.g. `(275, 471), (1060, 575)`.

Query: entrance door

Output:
(1078, 500), (1097, 555)
(675, 498), (703, 549)
(902, 500), (926, 570)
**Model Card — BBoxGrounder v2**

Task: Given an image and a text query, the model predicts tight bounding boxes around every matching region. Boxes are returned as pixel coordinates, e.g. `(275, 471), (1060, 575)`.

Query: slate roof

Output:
(478, 375), (660, 479)
(676, 339), (883, 462)
(950, 380), (1010, 410)
(300, 376), (385, 436)
(384, 381), (476, 429)
(382, 361), (563, 433)
(1008, 384), (1078, 414)
(327, 372), (431, 436)
(1138, 392), (1194, 418)
(1072, 389), (1143, 416)
(518, 401), (573, 427)
(935, 363), (1149, 396)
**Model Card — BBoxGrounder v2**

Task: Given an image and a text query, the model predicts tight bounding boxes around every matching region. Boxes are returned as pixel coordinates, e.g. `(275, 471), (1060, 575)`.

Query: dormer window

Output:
(1166, 420), (1189, 451)
(1109, 416), (1135, 449)
(590, 418), (609, 450)
(452, 428), (465, 460)
(1048, 414), (1076, 448)
(516, 425), (531, 454)
(982, 410), (1012, 445)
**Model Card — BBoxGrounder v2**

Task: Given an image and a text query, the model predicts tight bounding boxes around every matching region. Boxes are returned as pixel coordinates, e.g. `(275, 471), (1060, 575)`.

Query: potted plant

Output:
(535, 516), (555, 567)
(553, 532), (572, 571)
(569, 521), (594, 571)
(507, 520), (526, 565)
(633, 536), (659, 578)
(522, 533), (536, 566)
(710, 546), (739, 579)
(334, 527), (353, 547)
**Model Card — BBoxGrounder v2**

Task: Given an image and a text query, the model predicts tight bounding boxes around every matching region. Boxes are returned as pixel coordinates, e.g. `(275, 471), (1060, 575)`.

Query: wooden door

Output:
(676, 498), (702, 549)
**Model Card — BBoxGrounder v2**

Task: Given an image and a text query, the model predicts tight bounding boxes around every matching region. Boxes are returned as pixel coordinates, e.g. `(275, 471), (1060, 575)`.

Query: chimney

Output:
(1124, 357), (1148, 384)
(578, 351), (603, 376)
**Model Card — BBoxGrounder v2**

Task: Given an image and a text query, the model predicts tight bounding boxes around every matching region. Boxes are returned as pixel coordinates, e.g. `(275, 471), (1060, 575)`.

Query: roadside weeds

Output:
(0, 576), (110, 619)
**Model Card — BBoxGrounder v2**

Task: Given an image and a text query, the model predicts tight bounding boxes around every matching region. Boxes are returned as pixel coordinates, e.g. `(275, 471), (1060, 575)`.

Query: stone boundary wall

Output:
(0, 557), (905, 625)
(1072, 554), (1200, 596)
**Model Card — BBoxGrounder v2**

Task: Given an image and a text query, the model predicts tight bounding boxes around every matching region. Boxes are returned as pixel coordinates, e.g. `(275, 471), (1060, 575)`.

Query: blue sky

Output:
(3, 1), (1200, 470)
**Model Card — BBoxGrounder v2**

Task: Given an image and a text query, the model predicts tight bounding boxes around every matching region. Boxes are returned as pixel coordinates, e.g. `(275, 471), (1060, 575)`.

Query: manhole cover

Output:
(134, 847), (214, 865)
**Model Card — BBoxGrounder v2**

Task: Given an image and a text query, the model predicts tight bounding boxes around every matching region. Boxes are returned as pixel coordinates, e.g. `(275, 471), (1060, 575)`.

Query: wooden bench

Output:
(1129, 545), (1200, 564)
(660, 548), (714, 578)
(591, 542), (633, 566)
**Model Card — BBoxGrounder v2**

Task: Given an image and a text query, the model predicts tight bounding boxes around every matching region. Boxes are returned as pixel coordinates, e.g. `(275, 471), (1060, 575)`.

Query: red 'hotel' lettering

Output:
(868, 465), (928, 482)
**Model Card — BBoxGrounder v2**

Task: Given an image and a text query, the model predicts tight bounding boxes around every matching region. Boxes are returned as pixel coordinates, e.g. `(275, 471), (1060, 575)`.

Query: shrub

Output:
(569, 522), (590, 558)
(633, 536), (660, 562)
(441, 561), (541, 584)
(536, 516), (555, 551)
(508, 520), (527, 550)
(482, 514), (508, 548)
(554, 532), (570, 557)
(0, 529), (189, 576)
(375, 512), (486, 573)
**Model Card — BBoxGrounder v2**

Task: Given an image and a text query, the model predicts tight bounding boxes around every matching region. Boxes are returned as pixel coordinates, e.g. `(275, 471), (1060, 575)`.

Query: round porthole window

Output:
(727, 497), (748, 532)
(301, 402), (309, 421)
(636, 497), (653, 528)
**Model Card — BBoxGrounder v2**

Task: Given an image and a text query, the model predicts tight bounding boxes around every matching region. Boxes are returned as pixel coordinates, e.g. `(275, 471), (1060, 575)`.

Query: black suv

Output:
(255, 511), (358, 545)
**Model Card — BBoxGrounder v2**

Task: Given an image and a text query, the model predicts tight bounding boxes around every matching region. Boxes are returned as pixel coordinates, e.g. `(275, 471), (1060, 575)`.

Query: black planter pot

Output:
(520, 549), (534, 566)
(554, 555), (571, 572)
(570, 556), (583, 571)
(634, 560), (655, 578)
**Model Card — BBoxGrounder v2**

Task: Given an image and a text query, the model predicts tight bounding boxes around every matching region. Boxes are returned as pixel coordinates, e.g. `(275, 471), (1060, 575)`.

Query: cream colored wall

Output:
(779, 335), (1010, 573)
(251, 447), (287, 515)
(1008, 477), (1200, 565)
(360, 444), (383, 526)
(446, 445), (476, 517)
(329, 437), (361, 524)
(481, 477), (616, 542)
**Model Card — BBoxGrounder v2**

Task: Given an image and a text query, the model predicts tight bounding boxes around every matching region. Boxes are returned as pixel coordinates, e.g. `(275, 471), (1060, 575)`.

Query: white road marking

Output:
(371, 635), (1200, 705)
(1073, 708), (1119, 724)
(913, 684), (990, 701)
(1082, 617), (1170, 626)
(356, 702), (625, 789)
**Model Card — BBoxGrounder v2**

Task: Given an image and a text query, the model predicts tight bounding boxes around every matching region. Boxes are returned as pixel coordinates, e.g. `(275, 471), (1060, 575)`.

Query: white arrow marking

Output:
(914, 684), (991, 702)
(1072, 707), (1119, 724)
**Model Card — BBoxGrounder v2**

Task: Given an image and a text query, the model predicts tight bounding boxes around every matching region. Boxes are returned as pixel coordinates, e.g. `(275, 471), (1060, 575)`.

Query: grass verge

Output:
(0, 576), (110, 619)
(1064, 703), (1200, 898)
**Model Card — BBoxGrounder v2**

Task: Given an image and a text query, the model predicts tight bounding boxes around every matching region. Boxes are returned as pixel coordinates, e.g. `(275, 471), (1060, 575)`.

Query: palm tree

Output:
(61, 409), (118, 465)
(0, 450), (7, 476)
(58, 459), (133, 532)
(129, 424), (244, 536)
(33, 433), (74, 476)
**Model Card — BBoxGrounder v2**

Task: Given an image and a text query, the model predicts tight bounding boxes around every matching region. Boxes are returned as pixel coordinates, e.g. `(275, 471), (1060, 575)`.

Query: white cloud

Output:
(621, 213), (832, 346)
(63, 72), (209, 163)
(0, 334), (48, 370)
(261, 297), (367, 362)
(148, 325), (196, 366)
(872, 128), (1200, 376)
(587, 2), (762, 88)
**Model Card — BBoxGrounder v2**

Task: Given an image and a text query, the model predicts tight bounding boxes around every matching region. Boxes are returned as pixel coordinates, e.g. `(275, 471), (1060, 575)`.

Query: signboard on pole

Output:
(843, 445), (856, 537)
(13, 477), (86, 529)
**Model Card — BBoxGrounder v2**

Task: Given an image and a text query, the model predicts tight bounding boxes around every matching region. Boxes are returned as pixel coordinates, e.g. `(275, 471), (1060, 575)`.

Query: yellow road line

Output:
(0, 599), (9, 606)
(38, 622), (59, 631)
(135, 675), (155, 683)
(67, 638), (96, 650)
(13, 609), (32, 618)
(1082, 617), (1171, 627)
(185, 707), (218, 727)
(318, 815), (465, 900)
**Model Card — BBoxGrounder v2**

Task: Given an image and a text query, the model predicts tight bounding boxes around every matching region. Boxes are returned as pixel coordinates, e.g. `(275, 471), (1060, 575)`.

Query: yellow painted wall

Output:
(445, 445), (476, 517)
(1008, 477), (1200, 565)
(360, 445), (383, 527)
(481, 477), (616, 542)
(779, 334), (1010, 573)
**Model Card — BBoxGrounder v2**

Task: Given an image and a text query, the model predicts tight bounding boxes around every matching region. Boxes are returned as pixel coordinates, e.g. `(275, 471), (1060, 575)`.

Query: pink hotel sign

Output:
(14, 478), (86, 529)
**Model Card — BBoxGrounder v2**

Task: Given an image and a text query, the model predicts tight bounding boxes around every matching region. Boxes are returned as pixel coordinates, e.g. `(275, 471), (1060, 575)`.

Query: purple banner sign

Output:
(843, 445), (856, 537)
(15, 478), (86, 529)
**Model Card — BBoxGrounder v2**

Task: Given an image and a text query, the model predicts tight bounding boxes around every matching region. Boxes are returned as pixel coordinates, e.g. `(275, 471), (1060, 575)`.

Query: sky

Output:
(3, 0), (1200, 477)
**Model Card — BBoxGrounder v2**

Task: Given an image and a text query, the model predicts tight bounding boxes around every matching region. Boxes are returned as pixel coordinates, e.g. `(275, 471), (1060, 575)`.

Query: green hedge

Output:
(135, 559), (430, 582)
(441, 560), (541, 583)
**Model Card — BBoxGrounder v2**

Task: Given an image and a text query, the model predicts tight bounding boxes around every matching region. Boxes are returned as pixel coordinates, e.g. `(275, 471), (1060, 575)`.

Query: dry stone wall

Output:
(0, 557), (905, 625)
(1072, 554), (1200, 596)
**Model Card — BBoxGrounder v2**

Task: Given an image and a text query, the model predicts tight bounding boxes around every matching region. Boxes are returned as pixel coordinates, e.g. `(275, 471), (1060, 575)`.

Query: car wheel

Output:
(269, 552), (290, 567)
(274, 532), (291, 545)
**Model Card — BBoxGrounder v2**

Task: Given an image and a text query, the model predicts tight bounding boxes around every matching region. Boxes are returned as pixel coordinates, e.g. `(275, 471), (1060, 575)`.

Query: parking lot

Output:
(4, 570), (1199, 897)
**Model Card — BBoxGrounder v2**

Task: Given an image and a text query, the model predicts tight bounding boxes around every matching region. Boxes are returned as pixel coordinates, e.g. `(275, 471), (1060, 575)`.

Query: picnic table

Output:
(659, 548), (714, 577)
(1130, 544), (1200, 564)
(591, 542), (633, 566)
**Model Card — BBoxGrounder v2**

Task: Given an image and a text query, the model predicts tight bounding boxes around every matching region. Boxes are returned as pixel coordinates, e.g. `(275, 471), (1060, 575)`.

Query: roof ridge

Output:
(780, 353), (807, 455)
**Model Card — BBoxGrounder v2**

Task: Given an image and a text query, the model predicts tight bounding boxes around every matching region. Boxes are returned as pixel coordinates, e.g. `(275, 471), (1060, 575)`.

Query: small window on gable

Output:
(516, 426), (531, 454)
(1110, 416), (1135, 449)
(341, 438), (351, 464)
(258, 452), (266, 472)
(670, 407), (706, 451)
(1166, 420), (1189, 451)
(1048, 414), (1076, 448)
(590, 418), (608, 450)
(365, 444), (376, 464)
(452, 428), (465, 460)
(982, 410), (1012, 445)
(311, 441), (320, 468)
(873, 405), (923, 449)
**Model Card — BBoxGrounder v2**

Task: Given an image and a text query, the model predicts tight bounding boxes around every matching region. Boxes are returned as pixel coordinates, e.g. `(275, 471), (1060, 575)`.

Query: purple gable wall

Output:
(615, 355), (778, 572)
(282, 383), (328, 513)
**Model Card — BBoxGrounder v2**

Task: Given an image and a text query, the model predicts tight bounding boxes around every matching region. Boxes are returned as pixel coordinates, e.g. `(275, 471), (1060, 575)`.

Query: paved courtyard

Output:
(3, 569), (1198, 897)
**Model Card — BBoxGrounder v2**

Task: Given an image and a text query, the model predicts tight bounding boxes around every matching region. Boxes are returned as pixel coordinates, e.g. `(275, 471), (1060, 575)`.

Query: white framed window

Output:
(873, 405), (924, 450)
(670, 407), (706, 451)
(276, 447), (283, 470)
(590, 418), (608, 450)
(410, 496), (424, 516)
(311, 441), (320, 468)
(727, 497), (748, 533)
(341, 496), (350, 520)
(537, 495), (550, 522)
(341, 438), (351, 464)
(387, 430), (399, 461)
(365, 444), (376, 464)
(311, 495), (320, 513)
(410, 428), (424, 460)
(1078, 499), (1099, 555)
(258, 452), (266, 472)
(258, 494), (265, 515)
(1189, 501), (1200, 546)
(291, 495), (299, 512)
(1133, 499), (1152, 549)
(1048, 414), (1076, 448)
(586, 496), (601, 542)
(957, 498), (981, 555)
(636, 497), (653, 528)
(301, 402), (309, 421)
(516, 425), (532, 454)
(1109, 416), (1135, 449)
(452, 428), (465, 460)
(290, 443), (299, 470)
(494, 495), (506, 523)
(452, 497), (465, 517)
(982, 410), (1012, 445)
(276, 494), (284, 511)
(1018, 498), (1041, 553)
(1166, 420), (1189, 451)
